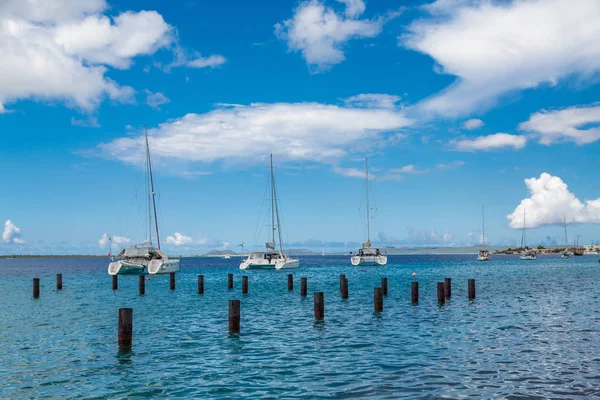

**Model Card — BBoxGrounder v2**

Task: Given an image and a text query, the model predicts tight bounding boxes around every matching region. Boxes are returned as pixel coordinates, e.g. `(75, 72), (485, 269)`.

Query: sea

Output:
(1, 254), (599, 399)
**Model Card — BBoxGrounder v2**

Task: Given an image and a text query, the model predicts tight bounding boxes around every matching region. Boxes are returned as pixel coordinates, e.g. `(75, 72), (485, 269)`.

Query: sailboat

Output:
(108, 127), (180, 276)
(351, 158), (387, 266)
(560, 214), (572, 259)
(240, 154), (299, 270)
(477, 206), (490, 261)
(321, 249), (326, 256)
(519, 209), (536, 260)
(573, 235), (584, 256)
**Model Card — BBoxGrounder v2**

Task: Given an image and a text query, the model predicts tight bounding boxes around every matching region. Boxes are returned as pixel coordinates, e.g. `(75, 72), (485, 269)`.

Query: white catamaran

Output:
(561, 214), (572, 259)
(478, 206), (490, 261)
(519, 209), (536, 260)
(351, 158), (387, 266)
(240, 154), (299, 270)
(108, 128), (180, 276)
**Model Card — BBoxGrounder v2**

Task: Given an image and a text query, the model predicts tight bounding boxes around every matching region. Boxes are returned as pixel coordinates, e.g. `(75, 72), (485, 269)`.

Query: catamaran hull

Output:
(148, 259), (180, 275)
(240, 260), (299, 270)
(351, 255), (387, 266)
(520, 255), (536, 260)
(108, 261), (147, 275)
(477, 256), (490, 261)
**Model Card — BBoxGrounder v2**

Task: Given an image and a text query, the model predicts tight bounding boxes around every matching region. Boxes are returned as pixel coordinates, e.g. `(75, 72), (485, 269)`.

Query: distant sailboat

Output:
(573, 234), (584, 256)
(321, 248), (326, 256)
(477, 206), (490, 261)
(561, 214), (571, 259)
(519, 209), (536, 260)
(240, 154), (299, 270)
(351, 158), (387, 266)
(108, 127), (180, 276)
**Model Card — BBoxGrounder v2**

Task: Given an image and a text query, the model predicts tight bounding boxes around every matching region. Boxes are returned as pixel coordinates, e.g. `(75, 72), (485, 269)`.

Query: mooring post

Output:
(374, 287), (383, 312)
(341, 278), (348, 299)
(139, 275), (145, 295)
(56, 274), (63, 290)
(170, 272), (176, 290)
(198, 275), (204, 294)
(444, 277), (451, 298)
(228, 273), (233, 290)
(300, 277), (307, 297)
(118, 308), (133, 347)
(112, 275), (118, 290)
(411, 282), (419, 304)
(381, 277), (388, 296)
(288, 274), (293, 291)
(468, 279), (476, 300)
(229, 300), (240, 334)
(437, 282), (445, 305)
(33, 278), (40, 298)
(242, 276), (248, 294)
(339, 274), (346, 293)
(314, 292), (324, 320)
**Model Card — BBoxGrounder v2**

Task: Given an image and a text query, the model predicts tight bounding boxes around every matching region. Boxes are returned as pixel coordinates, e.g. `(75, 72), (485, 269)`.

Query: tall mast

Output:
(145, 126), (161, 249)
(145, 127), (153, 246)
(482, 206), (486, 248)
(365, 157), (370, 244)
(270, 154), (275, 246)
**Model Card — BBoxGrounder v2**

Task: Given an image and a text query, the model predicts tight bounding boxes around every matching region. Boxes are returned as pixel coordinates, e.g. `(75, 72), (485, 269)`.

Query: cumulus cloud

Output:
(98, 233), (131, 248)
(166, 232), (229, 249)
(2, 220), (24, 244)
(462, 118), (484, 130)
(145, 90), (170, 110)
(275, 0), (397, 72)
(403, 0), (600, 117)
(519, 104), (600, 145)
(166, 232), (194, 246)
(99, 98), (411, 168)
(507, 173), (600, 229)
(452, 133), (526, 152)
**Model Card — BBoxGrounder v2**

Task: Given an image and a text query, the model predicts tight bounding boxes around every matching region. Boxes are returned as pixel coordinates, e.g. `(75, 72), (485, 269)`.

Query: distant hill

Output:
(206, 249), (236, 256)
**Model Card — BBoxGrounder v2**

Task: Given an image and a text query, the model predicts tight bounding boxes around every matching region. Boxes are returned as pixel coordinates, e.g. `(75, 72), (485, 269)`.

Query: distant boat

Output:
(108, 127), (180, 276)
(240, 154), (299, 270)
(560, 214), (571, 259)
(477, 206), (490, 261)
(351, 158), (387, 266)
(224, 254), (231, 259)
(321, 249), (326, 256)
(573, 235), (584, 256)
(519, 209), (536, 260)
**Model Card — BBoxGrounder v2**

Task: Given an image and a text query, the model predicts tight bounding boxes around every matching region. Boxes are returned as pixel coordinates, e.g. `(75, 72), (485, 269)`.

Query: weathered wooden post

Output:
(229, 300), (240, 334)
(242, 276), (248, 294)
(33, 278), (40, 298)
(170, 272), (176, 290)
(339, 274), (346, 293)
(314, 292), (324, 320)
(468, 279), (476, 300)
(118, 308), (133, 347)
(112, 275), (118, 290)
(444, 277), (451, 298)
(411, 282), (419, 304)
(374, 287), (383, 312)
(56, 274), (63, 290)
(341, 278), (348, 299)
(228, 273), (234, 289)
(288, 274), (293, 291)
(437, 282), (445, 305)
(381, 277), (388, 296)
(198, 275), (204, 294)
(139, 275), (145, 295)
(300, 277), (307, 297)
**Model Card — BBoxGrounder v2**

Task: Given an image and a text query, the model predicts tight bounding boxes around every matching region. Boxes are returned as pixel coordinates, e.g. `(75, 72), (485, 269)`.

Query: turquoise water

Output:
(1, 255), (599, 399)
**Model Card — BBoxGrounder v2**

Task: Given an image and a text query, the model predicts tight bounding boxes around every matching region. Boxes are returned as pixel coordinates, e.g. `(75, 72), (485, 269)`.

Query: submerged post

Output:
(242, 276), (248, 294)
(139, 275), (145, 295)
(56, 274), (63, 290)
(170, 272), (176, 290)
(118, 308), (133, 347)
(229, 300), (240, 334)
(300, 277), (307, 297)
(374, 287), (383, 312)
(444, 278), (451, 298)
(411, 282), (419, 304)
(288, 274), (293, 291)
(437, 282), (445, 305)
(339, 274), (346, 293)
(468, 279), (476, 300)
(198, 275), (204, 294)
(314, 292), (324, 320)
(112, 275), (118, 290)
(381, 277), (388, 296)
(228, 273), (233, 290)
(33, 278), (40, 298)
(341, 278), (348, 299)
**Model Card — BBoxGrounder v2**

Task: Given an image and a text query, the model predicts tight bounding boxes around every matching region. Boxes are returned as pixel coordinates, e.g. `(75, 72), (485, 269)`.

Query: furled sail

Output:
(363, 240), (371, 248)
(266, 241), (276, 250)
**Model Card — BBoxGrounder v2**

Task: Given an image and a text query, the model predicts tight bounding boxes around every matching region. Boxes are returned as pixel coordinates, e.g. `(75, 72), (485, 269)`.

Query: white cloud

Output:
(462, 118), (484, 130)
(166, 232), (229, 249)
(160, 46), (227, 72)
(403, 0), (600, 117)
(71, 116), (100, 127)
(98, 233), (131, 248)
(187, 54), (227, 69)
(166, 232), (194, 246)
(2, 220), (24, 244)
(275, 0), (396, 72)
(519, 104), (600, 145)
(0, 0), (107, 23)
(333, 166), (370, 179)
(507, 173), (600, 229)
(452, 133), (526, 152)
(99, 98), (411, 168)
(344, 94), (401, 110)
(145, 90), (170, 110)
(388, 164), (422, 175)
(436, 160), (465, 170)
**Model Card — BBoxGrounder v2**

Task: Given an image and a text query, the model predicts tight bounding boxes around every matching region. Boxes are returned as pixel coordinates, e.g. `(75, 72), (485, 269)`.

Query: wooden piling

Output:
(198, 275), (204, 294)
(33, 278), (40, 298)
(437, 282), (445, 305)
(444, 278), (451, 298)
(242, 276), (248, 294)
(139, 275), (145, 295)
(374, 287), (383, 312)
(314, 292), (324, 320)
(228, 273), (233, 289)
(228, 300), (240, 334)
(339, 274), (346, 293)
(56, 274), (63, 290)
(288, 274), (294, 291)
(112, 275), (118, 290)
(170, 272), (176, 290)
(411, 282), (419, 304)
(468, 279), (476, 300)
(300, 277), (307, 297)
(381, 277), (388, 296)
(118, 308), (133, 347)
(341, 278), (348, 299)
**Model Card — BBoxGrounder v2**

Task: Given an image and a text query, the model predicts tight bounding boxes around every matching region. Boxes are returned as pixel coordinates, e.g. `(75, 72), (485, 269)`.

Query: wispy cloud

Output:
(144, 89), (170, 110)
(451, 133), (526, 152)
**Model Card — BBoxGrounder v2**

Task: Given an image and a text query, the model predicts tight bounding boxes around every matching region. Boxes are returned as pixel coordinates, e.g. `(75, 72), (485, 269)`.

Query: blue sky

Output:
(1, 0), (600, 254)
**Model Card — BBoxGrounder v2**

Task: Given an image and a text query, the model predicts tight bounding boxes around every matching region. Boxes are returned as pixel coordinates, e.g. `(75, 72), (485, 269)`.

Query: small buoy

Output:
(412, 272), (417, 277)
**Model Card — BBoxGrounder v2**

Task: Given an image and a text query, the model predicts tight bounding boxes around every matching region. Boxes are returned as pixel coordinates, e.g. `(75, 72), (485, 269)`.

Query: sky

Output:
(1, 0), (600, 255)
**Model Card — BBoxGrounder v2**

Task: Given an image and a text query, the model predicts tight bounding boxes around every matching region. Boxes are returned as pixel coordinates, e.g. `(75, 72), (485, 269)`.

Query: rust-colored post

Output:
(300, 277), (307, 297)
(411, 282), (418, 304)
(198, 275), (204, 294)
(242, 276), (248, 294)
(118, 308), (133, 347)
(381, 277), (388, 296)
(339, 274), (346, 293)
(288, 274), (293, 291)
(228, 273), (233, 289)
(229, 300), (240, 334)
(56, 274), (63, 290)
(139, 275), (145, 295)
(374, 287), (383, 312)
(170, 272), (176, 290)
(341, 278), (348, 299)
(468, 279), (476, 300)
(314, 292), (324, 320)
(444, 277), (451, 298)
(33, 278), (40, 298)
(437, 282), (445, 305)
(112, 275), (118, 290)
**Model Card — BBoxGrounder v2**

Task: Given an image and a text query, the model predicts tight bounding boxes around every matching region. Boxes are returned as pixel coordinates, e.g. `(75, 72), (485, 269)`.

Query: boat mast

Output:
(145, 127), (153, 247)
(365, 157), (370, 246)
(145, 126), (161, 249)
(270, 154), (284, 253)
(270, 154), (275, 248)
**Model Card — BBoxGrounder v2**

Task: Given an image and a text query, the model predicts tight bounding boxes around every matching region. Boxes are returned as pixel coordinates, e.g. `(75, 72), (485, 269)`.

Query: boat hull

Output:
(519, 255), (537, 260)
(148, 259), (180, 275)
(240, 259), (299, 270)
(108, 260), (147, 275)
(351, 255), (387, 266)
(477, 256), (490, 261)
